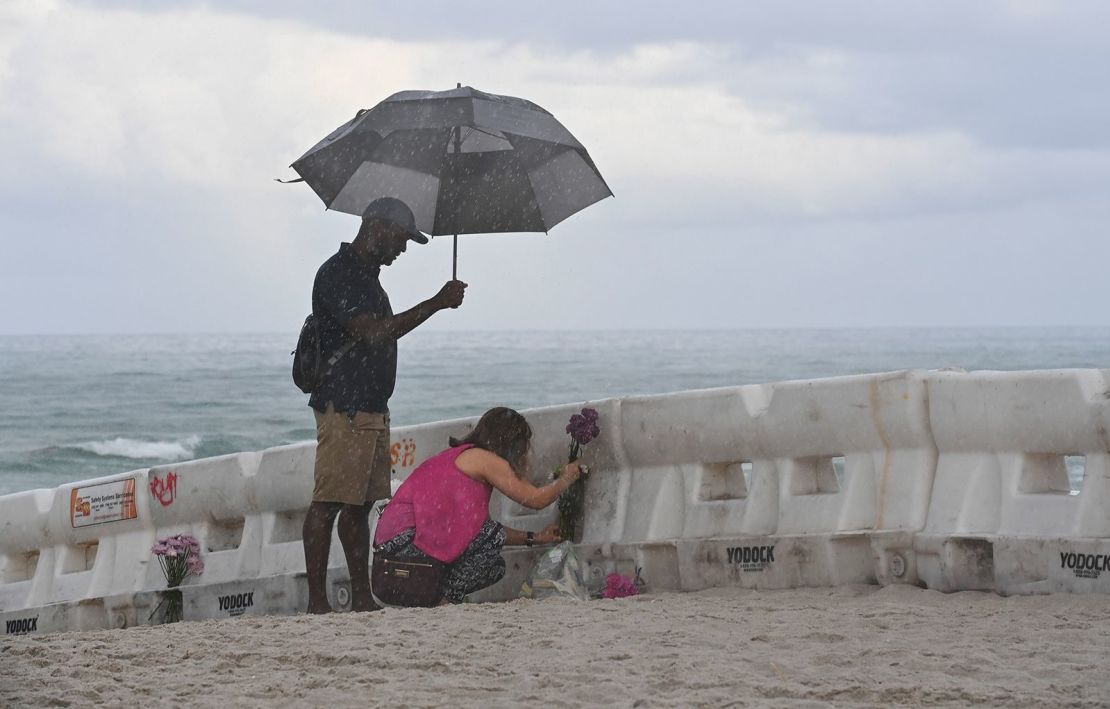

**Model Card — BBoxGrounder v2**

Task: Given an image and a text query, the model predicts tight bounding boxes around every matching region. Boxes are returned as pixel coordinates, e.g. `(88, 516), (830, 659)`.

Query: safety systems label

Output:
(70, 478), (138, 528)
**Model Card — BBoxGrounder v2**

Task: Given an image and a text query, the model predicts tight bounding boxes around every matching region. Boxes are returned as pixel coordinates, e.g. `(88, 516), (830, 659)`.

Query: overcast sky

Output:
(1, 0), (1108, 334)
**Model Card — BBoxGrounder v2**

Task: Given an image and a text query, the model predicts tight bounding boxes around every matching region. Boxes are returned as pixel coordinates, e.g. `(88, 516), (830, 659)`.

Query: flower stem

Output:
(557, 441), (586, 541)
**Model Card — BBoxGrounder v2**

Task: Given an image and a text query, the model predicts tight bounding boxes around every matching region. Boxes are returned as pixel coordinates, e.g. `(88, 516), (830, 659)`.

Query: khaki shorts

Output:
(312, 404), (392, 505)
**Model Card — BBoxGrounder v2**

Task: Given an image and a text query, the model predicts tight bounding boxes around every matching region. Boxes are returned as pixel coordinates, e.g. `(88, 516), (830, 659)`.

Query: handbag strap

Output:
(369, 499), (392, 607)
(369, 499), (390, 552)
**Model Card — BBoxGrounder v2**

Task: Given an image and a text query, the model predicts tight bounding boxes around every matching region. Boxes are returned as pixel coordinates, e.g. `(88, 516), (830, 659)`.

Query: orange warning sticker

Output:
(70, 478), (139, 528)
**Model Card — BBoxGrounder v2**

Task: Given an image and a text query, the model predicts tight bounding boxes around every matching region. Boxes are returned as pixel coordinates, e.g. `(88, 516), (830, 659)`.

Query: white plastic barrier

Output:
(581, 370), (936, 595)
(475, 371), (936, 601)
(916, 369), (1110, 593)
(4, 368), (1110, 637)
(0, 413), (487, 633)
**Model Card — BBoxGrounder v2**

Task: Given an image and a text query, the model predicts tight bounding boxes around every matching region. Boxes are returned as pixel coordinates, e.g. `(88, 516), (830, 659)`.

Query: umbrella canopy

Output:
(288, 86), (612, 238)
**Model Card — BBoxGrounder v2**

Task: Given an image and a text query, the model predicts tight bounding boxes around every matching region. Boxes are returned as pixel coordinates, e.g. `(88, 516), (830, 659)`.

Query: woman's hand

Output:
(535, 523), (562, 544)
(560, 461), (583, 483)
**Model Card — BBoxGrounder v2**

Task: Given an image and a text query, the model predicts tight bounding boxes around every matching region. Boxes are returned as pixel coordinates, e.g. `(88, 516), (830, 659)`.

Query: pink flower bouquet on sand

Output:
(149, 534), (204, 623)
(603, 573), (640, 599)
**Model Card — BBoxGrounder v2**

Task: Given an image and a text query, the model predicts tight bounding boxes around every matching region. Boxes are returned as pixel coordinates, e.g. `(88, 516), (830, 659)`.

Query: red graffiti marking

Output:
(150, 471), (178, 507)
(390, 439), (418, 468)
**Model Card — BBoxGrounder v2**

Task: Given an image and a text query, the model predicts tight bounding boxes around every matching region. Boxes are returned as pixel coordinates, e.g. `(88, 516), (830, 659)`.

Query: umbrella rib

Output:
(466, 126), (506, 140)
(450, 125), (510, 153)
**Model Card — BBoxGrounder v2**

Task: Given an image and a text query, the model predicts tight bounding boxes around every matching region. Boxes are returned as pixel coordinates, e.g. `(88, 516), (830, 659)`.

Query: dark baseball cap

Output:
(362, 197), (429, 244)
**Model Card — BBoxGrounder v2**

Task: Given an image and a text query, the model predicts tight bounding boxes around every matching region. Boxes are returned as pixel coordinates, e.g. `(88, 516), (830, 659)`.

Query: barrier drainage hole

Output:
(890, 554), (906, 578)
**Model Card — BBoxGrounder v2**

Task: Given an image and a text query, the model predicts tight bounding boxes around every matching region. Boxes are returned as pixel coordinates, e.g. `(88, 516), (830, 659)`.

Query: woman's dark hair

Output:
(450, 407), (533, 474)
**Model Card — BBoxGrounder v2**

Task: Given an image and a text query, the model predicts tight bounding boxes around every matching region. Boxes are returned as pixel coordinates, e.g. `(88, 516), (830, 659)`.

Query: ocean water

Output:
(1, 328), (1108, 497)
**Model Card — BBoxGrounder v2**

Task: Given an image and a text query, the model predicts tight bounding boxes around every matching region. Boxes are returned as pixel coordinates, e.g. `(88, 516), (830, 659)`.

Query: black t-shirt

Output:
(308, 243), (396, 415)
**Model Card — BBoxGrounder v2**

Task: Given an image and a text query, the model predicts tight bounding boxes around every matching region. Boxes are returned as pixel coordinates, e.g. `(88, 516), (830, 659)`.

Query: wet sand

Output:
(3, 585), (1109, 708)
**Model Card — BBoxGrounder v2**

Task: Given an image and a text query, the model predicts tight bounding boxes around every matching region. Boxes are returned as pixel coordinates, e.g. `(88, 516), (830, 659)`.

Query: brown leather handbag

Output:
(371, 552), (447, 608)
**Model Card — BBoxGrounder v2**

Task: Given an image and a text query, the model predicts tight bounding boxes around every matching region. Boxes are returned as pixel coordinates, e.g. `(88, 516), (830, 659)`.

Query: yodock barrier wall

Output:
(917, 369), (1110, 594)
(0, 413), (481, 636)
(3, 368), (1110, 637)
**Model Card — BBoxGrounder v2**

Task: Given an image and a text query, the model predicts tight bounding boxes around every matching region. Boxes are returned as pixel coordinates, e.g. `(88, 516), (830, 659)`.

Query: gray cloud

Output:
(2, 0), (1109, 334)
(71, 0), (1110, 151)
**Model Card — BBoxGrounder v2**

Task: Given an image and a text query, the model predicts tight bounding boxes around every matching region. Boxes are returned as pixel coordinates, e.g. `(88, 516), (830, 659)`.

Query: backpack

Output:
(291, 314), (357, 394)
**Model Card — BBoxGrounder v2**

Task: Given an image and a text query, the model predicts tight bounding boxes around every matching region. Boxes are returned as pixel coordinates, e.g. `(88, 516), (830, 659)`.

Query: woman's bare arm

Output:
(456, 448), (581, 510)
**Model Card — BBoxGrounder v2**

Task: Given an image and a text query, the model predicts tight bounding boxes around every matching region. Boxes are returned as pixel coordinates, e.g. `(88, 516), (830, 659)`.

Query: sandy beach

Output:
(3, 585), (1108, 708)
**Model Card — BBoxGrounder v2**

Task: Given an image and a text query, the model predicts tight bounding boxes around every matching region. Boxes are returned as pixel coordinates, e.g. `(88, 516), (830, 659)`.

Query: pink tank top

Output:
(374, 444), (493, 563)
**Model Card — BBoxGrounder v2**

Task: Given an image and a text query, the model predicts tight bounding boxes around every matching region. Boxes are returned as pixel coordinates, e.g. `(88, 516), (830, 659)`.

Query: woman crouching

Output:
(372, 407), (583, 606)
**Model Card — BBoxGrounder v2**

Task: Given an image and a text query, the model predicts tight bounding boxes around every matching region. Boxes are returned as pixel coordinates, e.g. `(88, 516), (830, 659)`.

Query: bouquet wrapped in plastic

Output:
(519, 541), (589, 601)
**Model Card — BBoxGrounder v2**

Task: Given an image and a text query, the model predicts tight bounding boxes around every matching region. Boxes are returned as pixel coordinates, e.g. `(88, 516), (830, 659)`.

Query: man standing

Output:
(303, 197), (466, 614)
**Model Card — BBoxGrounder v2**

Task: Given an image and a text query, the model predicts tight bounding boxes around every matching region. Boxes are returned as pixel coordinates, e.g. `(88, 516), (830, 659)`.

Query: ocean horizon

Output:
(2, 326), (1108, 497)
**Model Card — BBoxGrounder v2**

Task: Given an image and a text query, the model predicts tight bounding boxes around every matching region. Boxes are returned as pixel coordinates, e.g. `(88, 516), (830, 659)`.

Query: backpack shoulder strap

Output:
(326, 338), (358, 368)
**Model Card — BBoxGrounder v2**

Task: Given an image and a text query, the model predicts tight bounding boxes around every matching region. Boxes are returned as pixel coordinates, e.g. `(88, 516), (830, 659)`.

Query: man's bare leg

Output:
(303, 501), (342, 614)
(338, 502), (377, 612)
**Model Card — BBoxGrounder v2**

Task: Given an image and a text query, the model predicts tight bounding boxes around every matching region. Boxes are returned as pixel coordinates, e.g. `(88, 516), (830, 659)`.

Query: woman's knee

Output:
(469, 554), (506, 589)
(488, 556), (506, 584)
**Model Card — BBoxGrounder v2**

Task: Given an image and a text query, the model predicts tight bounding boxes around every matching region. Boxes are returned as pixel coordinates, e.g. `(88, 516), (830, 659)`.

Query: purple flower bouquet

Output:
(556, 407), (600, 541)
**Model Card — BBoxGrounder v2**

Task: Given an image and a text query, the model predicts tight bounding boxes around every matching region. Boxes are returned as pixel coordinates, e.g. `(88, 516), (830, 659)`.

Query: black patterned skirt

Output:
(375, 519), (506, 603)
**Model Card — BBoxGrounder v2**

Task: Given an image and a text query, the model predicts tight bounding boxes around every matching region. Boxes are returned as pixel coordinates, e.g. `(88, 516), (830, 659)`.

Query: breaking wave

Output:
(71, 436), (202, 460)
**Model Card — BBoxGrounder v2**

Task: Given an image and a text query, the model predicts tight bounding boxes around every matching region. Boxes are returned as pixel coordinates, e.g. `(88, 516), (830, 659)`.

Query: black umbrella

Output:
(284, 85), (612, 277)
